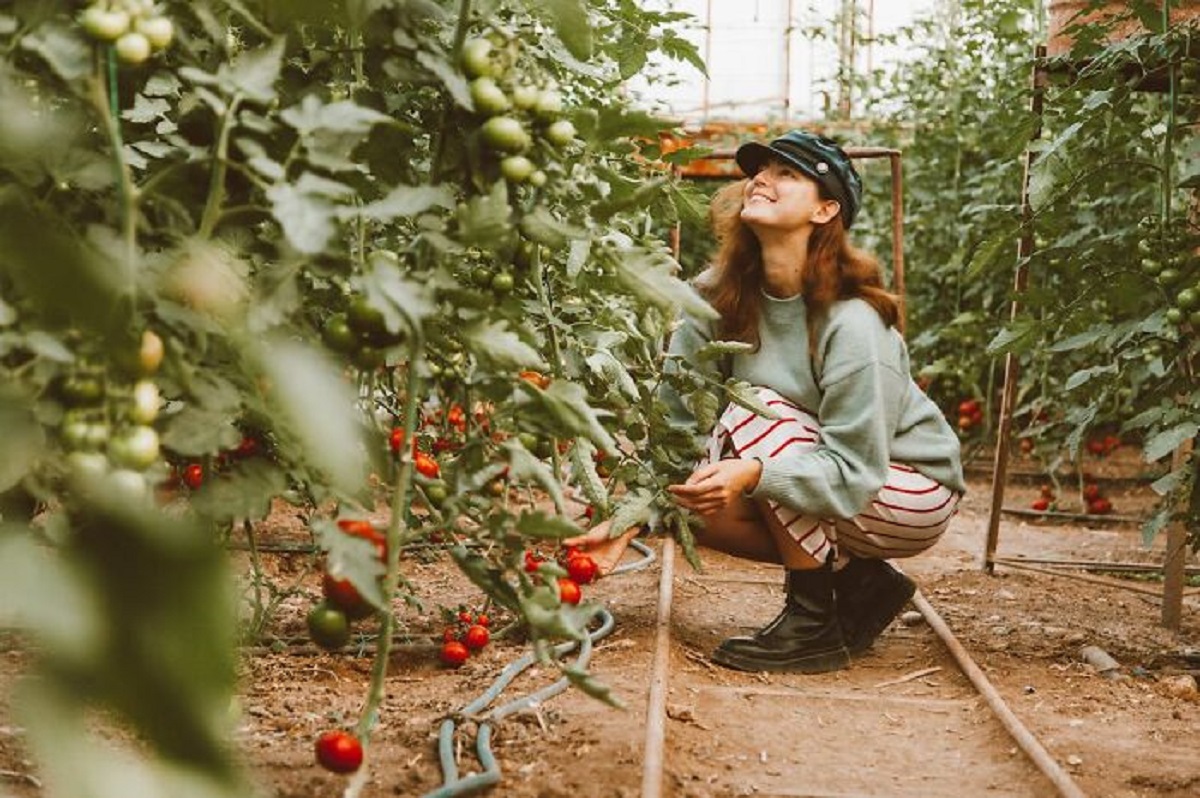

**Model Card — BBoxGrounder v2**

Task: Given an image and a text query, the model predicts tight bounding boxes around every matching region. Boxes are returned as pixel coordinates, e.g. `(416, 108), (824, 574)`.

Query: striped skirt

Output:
(703, 387), (960, 562)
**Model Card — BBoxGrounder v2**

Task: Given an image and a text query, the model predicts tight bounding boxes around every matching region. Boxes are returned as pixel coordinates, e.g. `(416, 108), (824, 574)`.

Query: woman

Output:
(566, 130), (965, 674)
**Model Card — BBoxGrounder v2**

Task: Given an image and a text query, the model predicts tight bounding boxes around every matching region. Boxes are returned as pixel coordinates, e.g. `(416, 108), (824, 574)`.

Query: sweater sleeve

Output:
(749, 305), (906, 519)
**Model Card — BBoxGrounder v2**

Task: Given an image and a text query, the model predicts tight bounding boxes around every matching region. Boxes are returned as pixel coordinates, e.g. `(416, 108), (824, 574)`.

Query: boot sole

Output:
(847, 574), (916, 656)
(710, 645), (850, 674)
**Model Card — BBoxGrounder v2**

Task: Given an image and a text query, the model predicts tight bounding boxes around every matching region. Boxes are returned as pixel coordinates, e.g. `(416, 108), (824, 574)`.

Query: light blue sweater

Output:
(664, 292), (966, 519)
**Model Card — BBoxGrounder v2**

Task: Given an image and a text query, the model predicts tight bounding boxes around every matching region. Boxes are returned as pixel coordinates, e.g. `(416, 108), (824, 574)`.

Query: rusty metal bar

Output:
(912, 590), (1088, 798)
(640, 536), (676, 798)
(889, 151), (906, 332)
(985, 47), (1047, 574)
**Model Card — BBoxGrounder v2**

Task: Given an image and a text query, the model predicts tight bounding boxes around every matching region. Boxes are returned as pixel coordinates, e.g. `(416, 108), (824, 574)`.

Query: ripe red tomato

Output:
(1088, 497), (1113, 515)
(414, 453), (440, 479)
(518, 370), (551, 390)
(235, 435), (259, 458)
(958, 398), (980, 416)
(182, 463), (204, 490)
(447, 405), (466, 430)
(389, 427), (405, 455)
(524, 551), (542, 573)
(463, 624), (490, 650)
(440, 640), (469, 666)
(1086, 439), (1107, 456)
(337, 518), (387, 561)
(1039, 484), (1054, 499)
(443, 627), (459, 643)
(475, 613), (490, 627)
(1030, 498), (1050, 512)
(315, 730), (363, 774)
(322, 572), (374, 620)
(566, 553), (598, 585)
(1083, 483), (1101, 502)
(557, 577), (582, 605)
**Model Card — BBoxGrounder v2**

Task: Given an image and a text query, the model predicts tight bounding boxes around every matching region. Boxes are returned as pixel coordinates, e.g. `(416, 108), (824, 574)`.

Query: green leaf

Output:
(253, 337), (368, 495)
(317, 518), (386, 610)
(724, 379), (779, 419)
(585, 350), (638, 399)
(524, 0), (593, 61)
(267, 182), (339, 255)
(416, 49), (471, 109)
(568, 438), (609, 514)
(985, 318), (1038, 356)
(466, 319), (546, 370)
(518, 380), (617, 455)
(612, 248), (719, 321)
(1064, 364), (1116, 391)
(606, 488), (655, 538)
(516, 510), (581, 540)
(696, 340), (754, 361)
(353, 183), (455, 222)
(458, 181), (513, 246)
(504, 440), (565, 510)
(1143, 422), (1198, 463)
(161, 407), (242, 457)
(20, 22), (91, 83)
(188, 460), (288, 523)
(1149, 469), (1186, 497)
(518, 205), (585, 248)
(219, 37), (285, 102)
(562, 663), (625, 708)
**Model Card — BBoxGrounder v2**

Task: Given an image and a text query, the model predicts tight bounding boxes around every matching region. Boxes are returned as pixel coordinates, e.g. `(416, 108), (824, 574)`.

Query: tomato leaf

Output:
(525, 0), (594, 61)
(353, 183), (455, 222)
(503, 440), (565, 510)
(1143, 422), (1198, 463)
(218, 37), (285, 103)
(466, 319), (546, 370)
(610, 246), (718, 321)
(187, 460), (288, 523)
(515, 510), (582, 540)
(606, 488), (655, 539)
(568, 438), (609, 514)
(19, 22), (91, 83)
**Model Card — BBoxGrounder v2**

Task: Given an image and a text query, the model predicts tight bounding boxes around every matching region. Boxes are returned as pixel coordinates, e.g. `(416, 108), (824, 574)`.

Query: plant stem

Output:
(91, 46), (138, 283)
(199, 94), (243, 238)
(356, 347), (424, 740)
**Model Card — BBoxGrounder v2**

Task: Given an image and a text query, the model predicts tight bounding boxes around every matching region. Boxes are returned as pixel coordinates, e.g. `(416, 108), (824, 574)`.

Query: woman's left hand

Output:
(668, 459), (763, 516)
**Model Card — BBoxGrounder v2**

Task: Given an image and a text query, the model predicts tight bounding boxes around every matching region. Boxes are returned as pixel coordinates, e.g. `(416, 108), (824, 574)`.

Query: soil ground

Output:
(2, 447), (1199, 797)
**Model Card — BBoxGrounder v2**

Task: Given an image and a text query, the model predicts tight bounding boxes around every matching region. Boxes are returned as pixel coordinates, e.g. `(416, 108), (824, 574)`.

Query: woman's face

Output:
(739, 157), (840, 233)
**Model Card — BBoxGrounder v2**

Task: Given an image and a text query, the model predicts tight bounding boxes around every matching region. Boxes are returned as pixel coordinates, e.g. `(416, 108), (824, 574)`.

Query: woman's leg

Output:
(690, 491), (782, 564)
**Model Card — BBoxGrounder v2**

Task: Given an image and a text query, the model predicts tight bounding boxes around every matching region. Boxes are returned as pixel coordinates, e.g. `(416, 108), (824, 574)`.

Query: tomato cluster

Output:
(307, 518), (388, 650)
(1085, 434), (1121, 458)
(1082, 482), (1114, 516)
(79, 1), (173, 65)
(523, 546), (597, 607)
(321, 290), (406, 371)
(439, 609), (491, 668)
(1030, 483), (1055, 513)
(955, 397), (985, 434)
(1136, 215), (1200, 333)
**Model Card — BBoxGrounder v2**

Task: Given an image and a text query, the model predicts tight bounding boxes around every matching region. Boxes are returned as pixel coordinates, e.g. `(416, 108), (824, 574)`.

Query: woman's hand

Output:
(668, 459), (762, 516)
(562, 520), (642, 578)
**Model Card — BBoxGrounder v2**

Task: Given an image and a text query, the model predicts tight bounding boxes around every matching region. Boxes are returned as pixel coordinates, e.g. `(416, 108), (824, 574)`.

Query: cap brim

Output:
(734, 141), (823, 185)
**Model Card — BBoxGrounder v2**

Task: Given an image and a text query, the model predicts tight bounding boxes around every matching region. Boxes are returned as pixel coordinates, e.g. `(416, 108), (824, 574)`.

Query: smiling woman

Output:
(567, 130), (966, 674)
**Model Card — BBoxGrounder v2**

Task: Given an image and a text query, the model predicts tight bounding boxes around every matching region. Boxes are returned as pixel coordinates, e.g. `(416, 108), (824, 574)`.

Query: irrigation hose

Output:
(420, 538), (656, 798)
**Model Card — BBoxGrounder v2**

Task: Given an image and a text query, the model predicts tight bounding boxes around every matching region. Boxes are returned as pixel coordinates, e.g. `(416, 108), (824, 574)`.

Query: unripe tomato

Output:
(490, 271), (514, 293)
(440, 639), (470, 666)
(544, 119), (576, 147)
(322, 314), (358, 353)
(109, 425), (160, 471)
(460, 38), (494, 78)
(528, 169), (548, 188)
(314, 730), (363, 774)
(114, 31), (152, 65)
(470, 77), (511, 115)
(557, 576), (582, 605)
(129, 380), (161, 424)
(566, 553), (599, 584)
(347, 297), (386, 336)
(307, 603), (351, 650)
(105, 468), (149, 499)
(138, 330), (164, 375)
(534, 90), (564, 120)
(67, 450), (110, 481)
(424, 481), (449, 508)
(481, 116), (530, 153)
(81, 6), (131, 41)
(135, 15), (173, 51)
(511, 83), (540, 110)
(463, 624), (490, 650)
(500, 155), (535, 183)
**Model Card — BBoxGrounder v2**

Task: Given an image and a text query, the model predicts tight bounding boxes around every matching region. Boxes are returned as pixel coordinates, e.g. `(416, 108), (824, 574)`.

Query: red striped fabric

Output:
(703, 386), (960, 560)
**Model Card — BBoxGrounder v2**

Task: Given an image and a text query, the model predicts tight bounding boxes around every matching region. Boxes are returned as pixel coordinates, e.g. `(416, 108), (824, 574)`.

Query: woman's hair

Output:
(697, 177), (902, 357)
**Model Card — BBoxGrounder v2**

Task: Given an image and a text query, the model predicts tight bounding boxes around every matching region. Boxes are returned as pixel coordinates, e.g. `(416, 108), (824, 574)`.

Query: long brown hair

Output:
(698, 178), (902, 358)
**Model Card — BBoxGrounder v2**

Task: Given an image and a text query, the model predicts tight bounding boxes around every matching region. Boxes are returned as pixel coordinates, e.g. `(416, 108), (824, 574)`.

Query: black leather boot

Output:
(835, 557), (916, 655)
(711, 559), (850, 673)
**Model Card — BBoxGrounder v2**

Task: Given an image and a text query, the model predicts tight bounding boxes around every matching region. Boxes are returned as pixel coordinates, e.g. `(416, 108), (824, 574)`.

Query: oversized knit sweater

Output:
(663, 291), (966, 520)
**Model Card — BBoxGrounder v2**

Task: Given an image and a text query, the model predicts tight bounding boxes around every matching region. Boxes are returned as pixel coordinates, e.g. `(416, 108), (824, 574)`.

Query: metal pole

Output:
(701, 0), (713, 122)
(783, 0), (794, 123)
(889, 151), (906, 333)
(984, 47), (1047, 574)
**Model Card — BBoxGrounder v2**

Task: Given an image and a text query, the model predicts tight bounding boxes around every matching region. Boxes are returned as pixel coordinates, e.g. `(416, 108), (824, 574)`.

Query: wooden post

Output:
(984, 47), (1047, 573)
(1161, 438), (1195, 629)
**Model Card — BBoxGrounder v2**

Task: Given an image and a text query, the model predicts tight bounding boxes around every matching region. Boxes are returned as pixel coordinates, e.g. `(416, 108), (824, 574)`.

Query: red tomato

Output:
(957, 415), (974, 431)
(475, 613), (490, 627)
(1088, 498), (1113, 515)
(463, 624), (490, 650)
(336, 519), (387, 561)
(389, 427), (405, 455)
(322, 572), (374, 620)
(235, 436), (259, 458)
(183, 463), (204, 490)
(442, 627), (459, 643)
(557, 577), (582, 605)
(414, 453), (440, 479)
(1083, 483), (1101, 502)
(1030, 498), (1050, 512)
(566, 553), (598, 585)
(518, 370), (551, 390)
(440, 640), (469, 666)
(958, 398), (980, 416)
(447, 404), (466, 430)
(315, 730), (363, 774)
(1040, 484), (1055, 499)
(457, 610), (473, 624)
(524, 551), (542, 573)
(1086, 439), (1106, 456)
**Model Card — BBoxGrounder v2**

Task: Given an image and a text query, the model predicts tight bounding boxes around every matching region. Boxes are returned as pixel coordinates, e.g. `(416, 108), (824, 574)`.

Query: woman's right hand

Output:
(562, 520), (642, 578)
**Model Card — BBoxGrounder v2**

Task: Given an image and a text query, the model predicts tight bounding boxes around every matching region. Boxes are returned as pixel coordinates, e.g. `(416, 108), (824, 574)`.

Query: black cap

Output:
(735, 130), (863, 228)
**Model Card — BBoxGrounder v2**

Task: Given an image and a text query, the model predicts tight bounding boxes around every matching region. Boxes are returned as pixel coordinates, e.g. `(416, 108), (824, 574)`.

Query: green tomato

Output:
(461, 38), (494, 79)
(352, 345), (386, 371)
(109, 425), (160, 471)
(424, 482), (449, 508)
(67, 451), (110, 481)
(308, 603), (351, 650)
(481, 116), (530, 153)
(471, 265), (493, 287)
(1166, 307), (1184, 326)
(534, 90), (564, 120)
(81, 6), (130, 41)
(1189, 309), (1200, 328)
(500, 155), (535, 183)
(322, 314), (358, 353)
(1159, 268), (1181, 286)
(84, 422), (110, 451)
(115, 31), (151, 65)
(62, 418), (93, 451)
(511, 84), (540, 110)
(528, 169), (547, 187)
(544, 119), (576, 147)
(470, 77), (511, 116)
(1140, 258), (1163, 276)
(139, 330), (164, 375)
(1178, 287), (1200, 312)
(104, 468), (149, 500)
(129, 380), (161, 425)
(491, 271), (514, 294)
(135, 15), (173, 51)
(61, 374), (105, 407)
(347, 297), (386, 336)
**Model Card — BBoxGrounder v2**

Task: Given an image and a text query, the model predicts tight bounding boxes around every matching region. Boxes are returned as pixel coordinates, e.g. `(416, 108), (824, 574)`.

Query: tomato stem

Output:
(199, 94), (243, 238)
(92, 45), (138, 283)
